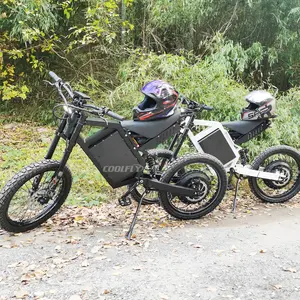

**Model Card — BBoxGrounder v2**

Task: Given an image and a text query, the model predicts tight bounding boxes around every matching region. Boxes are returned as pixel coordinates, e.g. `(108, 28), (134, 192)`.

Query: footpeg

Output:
(119, 197), (131, 206)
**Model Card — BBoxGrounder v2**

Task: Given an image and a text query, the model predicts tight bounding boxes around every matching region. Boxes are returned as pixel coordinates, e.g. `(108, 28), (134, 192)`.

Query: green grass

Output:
(0, 123), (119, 206)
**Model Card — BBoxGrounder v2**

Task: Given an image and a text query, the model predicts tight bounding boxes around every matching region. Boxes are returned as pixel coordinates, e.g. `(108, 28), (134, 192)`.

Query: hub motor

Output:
(263, 160), (292, 189)
(177, 170), (211, 204)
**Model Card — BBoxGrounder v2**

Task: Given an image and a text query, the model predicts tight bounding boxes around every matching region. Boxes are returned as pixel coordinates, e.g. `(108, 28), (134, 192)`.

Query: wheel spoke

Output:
(7, 170), (64, 224)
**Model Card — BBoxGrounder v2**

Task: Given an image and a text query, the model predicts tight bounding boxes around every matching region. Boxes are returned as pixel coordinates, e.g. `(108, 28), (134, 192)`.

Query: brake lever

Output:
(43, 80), (55, 86)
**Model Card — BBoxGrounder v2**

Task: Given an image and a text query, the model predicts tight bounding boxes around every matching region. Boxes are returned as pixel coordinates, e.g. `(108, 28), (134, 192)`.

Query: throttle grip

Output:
(106, 109), (125, 121)
(49, 71), (62, 82)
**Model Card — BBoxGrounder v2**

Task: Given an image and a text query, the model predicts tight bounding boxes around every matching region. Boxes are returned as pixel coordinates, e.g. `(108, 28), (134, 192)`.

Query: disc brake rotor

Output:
(263, 160), (292, 189)
(31, 183), (56, 205)
(177, 170), (211, 204)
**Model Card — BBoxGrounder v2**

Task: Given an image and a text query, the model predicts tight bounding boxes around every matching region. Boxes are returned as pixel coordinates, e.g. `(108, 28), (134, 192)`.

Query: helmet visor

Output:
(141, 80), (165, 98)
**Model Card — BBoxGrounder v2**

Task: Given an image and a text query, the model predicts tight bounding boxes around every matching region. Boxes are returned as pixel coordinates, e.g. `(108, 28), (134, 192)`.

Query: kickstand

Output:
(232, 177), (241, 213)
(125, 190), (147, 240)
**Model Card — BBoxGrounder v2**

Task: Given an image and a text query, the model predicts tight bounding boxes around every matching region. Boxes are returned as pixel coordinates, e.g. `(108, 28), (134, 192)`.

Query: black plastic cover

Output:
(89, 131), (143, 186)
(198, 129), (236, 165)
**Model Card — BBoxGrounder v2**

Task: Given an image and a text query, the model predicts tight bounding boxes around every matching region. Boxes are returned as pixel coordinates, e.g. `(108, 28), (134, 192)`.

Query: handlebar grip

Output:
(203, 105), (213, 111)
(106, 110), (125, 121)
(49, 71), (62, 82)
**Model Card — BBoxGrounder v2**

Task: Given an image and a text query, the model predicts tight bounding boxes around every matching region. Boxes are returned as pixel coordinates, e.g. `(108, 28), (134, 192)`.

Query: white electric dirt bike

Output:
(130, 92), (300, 216)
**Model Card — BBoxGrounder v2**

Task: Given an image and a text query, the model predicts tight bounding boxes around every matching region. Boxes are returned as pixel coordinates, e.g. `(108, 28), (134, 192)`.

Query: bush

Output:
(105, 51), (300, 158)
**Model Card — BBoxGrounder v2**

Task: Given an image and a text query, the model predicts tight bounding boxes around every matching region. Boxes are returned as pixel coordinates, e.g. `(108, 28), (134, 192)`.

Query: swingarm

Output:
(233, 164), (286, 181)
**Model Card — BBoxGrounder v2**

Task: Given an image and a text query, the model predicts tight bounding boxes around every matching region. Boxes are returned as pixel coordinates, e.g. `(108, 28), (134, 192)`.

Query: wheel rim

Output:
(166, 161), (222, 214)
(255, 153), (300, 199)
(6, 170), (65, 226)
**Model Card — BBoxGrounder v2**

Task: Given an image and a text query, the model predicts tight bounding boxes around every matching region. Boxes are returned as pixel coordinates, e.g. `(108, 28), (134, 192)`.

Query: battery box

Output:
(198, 129), (237, 165)
(88, 130), (144, 187)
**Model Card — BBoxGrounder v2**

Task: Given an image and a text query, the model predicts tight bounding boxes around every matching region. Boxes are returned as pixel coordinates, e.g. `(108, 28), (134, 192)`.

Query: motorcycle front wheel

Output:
(0, 160), (72, 233)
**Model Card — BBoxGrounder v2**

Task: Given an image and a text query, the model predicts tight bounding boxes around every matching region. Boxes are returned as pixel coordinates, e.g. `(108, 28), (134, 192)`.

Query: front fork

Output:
(32, 113), (85, 190)
(158, 115), (194, 171)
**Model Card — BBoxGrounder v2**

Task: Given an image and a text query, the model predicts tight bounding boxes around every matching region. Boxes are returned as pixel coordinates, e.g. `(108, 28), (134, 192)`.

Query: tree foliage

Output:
(0, 0), (300, 104)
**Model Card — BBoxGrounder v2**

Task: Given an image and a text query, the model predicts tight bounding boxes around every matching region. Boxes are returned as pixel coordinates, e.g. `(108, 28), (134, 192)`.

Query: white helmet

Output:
(241, 90), (276, 120)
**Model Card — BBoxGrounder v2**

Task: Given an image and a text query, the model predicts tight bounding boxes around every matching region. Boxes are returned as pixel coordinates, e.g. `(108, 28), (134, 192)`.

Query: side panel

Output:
(78, 118), (145, 188)
(234, 121), (270, 145)
(139, 123), (181, 151)
(89, 131), (143, 185)
(198, 129), (236, 165)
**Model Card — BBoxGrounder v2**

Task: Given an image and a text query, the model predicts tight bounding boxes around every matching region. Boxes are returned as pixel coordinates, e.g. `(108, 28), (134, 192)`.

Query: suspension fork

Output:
(54, 113), (86, 178)
(158, 114), (195, 171)
(31, 114), (68, 190)
(33, 113), (86, 190)
(45, 113), (68, 160)
(171, 114), (195, 159)
(173, 115), (195, 158)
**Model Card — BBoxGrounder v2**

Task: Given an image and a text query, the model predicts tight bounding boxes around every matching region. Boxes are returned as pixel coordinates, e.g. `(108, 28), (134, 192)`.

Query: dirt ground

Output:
(1, 197), (300, 300)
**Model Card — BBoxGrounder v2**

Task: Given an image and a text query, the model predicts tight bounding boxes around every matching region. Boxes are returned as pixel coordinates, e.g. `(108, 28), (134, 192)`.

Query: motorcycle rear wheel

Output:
(159, 153), (227, 220)
(248, 145), (300, 203)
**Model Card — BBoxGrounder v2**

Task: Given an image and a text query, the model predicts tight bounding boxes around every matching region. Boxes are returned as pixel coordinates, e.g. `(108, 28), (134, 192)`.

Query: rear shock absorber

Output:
(146, 152), (156, 177)
(239, 149), (249, 166)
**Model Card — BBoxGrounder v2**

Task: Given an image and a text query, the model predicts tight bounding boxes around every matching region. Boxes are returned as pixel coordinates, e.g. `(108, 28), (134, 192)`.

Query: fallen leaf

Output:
(272, 284), (282, 290)
(74, 216), (83, 222)
(282, 267), (297, 273)
(260, 249), (267, 253)
(103, 289), (110, 294)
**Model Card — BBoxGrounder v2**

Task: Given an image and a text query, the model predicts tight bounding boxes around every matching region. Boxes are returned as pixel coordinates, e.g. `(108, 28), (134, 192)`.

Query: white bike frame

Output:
(183, 117), (285, 181)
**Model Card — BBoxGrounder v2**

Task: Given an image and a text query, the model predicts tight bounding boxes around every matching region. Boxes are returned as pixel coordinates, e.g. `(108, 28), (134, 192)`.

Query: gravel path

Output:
(1, 204), (300, 300)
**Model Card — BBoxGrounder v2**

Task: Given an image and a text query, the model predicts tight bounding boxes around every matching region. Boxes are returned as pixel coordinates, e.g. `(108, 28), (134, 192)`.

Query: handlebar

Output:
(106, 109), (125, 121)
(202, 105), (213, 111)
(84, 105), (125, 121)
(179, 94), (213, 112)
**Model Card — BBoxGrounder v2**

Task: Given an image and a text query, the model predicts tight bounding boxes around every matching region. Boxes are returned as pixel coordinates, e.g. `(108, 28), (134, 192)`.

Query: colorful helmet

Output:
(132, 80), (179, 121)
(241, 90), (276, 120)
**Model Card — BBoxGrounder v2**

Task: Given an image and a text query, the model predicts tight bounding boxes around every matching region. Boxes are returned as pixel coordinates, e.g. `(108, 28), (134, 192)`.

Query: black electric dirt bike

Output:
(0, 72), (228, 238)
(131, 95), (300, 214)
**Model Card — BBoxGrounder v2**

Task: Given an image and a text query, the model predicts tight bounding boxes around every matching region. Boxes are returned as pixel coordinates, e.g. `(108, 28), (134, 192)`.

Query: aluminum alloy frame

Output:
(186, 118), (284, 181)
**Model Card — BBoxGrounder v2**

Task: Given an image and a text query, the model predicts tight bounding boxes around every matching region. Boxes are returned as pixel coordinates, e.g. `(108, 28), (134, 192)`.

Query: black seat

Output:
(222, 120), (266, 135)
(121, 109), (181, 139)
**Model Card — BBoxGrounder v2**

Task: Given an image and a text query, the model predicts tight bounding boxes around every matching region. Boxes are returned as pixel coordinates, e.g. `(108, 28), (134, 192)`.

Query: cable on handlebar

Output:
(52, 104), (70, 122)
